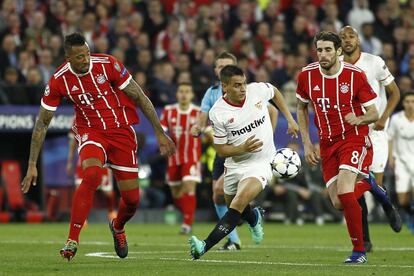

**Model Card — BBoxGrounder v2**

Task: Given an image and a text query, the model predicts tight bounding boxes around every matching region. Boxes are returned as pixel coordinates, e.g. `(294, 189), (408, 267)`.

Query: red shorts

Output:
(75, 126), (138, 180)
(320, 135), (373, 187)
(167, 162), (201, 186)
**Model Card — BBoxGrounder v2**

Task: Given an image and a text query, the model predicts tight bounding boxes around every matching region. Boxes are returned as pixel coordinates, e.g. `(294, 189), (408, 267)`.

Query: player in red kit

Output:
(160, 83), (201, 234)
(21, 33), (175, 261)
(296, 31), (394, 264)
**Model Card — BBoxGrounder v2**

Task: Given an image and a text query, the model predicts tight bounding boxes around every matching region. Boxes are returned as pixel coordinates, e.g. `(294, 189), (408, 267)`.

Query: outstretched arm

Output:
(191, 111), (209, 136)
(21, 107), (55, 193)
(122, 79), (175, 156)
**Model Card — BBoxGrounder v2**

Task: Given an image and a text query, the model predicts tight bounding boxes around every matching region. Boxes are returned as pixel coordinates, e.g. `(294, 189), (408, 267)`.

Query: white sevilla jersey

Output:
(340, 52), (394, 131)
(387, 111), (414, 167)
(209, 82), (276, 169)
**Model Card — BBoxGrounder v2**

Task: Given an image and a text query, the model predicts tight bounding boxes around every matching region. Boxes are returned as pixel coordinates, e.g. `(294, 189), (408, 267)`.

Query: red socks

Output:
(68, 166), (103, 242)
(113, 188), (140, 231)
(338, 192), (364, 252)
(174, 193), (196, 226)
(354, 180), (371, 199)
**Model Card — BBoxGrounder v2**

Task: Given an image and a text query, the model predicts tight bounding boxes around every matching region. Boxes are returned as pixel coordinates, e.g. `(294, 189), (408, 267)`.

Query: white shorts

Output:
(223, 162), (273, 196)
(370, 130), (389, 173)
(395, 159), (414, 193)
(75, 168), (114, 193)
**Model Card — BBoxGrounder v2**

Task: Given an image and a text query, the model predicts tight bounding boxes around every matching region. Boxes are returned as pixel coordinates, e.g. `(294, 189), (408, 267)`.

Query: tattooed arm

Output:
(21, 107), (55, 193)
(122, 79), (176, 156)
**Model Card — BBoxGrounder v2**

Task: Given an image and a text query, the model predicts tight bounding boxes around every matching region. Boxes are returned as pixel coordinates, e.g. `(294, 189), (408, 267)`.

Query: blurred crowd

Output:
(1, 0), (413, 223)
(0, 0), (413, 109)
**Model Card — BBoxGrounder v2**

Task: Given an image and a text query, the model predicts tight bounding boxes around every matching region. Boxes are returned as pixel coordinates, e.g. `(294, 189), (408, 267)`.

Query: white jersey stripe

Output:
(335, 76), (345, 139)
(309, 71), (322, 137)
(101, 64), (121, 107)
(63, 75), (91, 127)
(322, 76), (332, 140)
(350, 72), (359, 136)
(76, 75), (106, 129)
(54, 64), (69, 78)
(176, 110), (181, 164)
(89, 72), (120, 127)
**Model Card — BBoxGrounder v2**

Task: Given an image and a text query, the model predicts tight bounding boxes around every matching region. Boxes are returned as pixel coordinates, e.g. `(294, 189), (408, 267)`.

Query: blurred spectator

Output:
(174, 53), (191, 73)
(144, 0), (167, 42)
(238, 54), (255, 83)
(192, 48), (216, 98)
(130, 48), (153, 74)
(392, 25), (407, 62)
(107, 17), (129, 49)
(263, 34), (285, 72)
(347, 0), (375, 33)
(48, 35), (65, 67)
(321, 3), (343, 33)
(183, 17), (198, 49)
(360, 22), (382, 56)
(17, 50), (36, 80)
(395, 76), (413, 112)
(0, 67), (29, 105)
(0, 0), (17, 34)
(128, 12), (144, 38)
(95, 3), (110, 36)
(202, 15), (225, 48)
(79, 12), (97, 49)
(155, 16), (188, 60)
(373, 3), (395, 43)
(94, 35), (109, 55)
(252, 21), (271, 62)
(382, 42), (395, 60)
(148, 61), (177, 106)
(25, 67), (44, 105)
(271, 52), (297, 88)
(25, 11), (52, 51)
(37, 48), (56, 86)
(0, 34), (18, 77)
(254, 66), (270, 83)
(0, 12), (23, 47)
(61, 9), (79, 38)
(285, 15), (312, 52)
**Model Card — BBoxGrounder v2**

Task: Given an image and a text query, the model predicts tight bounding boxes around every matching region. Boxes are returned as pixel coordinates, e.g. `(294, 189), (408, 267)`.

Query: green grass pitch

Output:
(1, 222), (414, 275)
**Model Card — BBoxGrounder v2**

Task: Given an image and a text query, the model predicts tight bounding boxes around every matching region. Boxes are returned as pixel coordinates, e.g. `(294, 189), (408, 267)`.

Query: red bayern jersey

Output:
(160, 103), (201, 166)
(41, 54), (139, 130)
(296, 61), (377, 141)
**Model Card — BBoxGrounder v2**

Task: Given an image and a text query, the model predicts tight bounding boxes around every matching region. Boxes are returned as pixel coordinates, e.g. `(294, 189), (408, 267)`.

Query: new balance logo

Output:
(71, 85), (79, 91)
(313, 85), (320, 91)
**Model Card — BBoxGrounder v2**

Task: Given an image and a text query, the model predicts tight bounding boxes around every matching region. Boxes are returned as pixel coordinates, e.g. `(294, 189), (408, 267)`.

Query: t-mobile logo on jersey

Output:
(78, 93), (94, 106)
(317, 98), (331, 113)
(231, 116), (266, 136)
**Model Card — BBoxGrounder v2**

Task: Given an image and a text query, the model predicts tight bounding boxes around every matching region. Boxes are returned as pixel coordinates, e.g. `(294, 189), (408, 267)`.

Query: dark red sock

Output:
(68, 166), (103, 242)
(354, 180), (371, 199)
(338, 192), (364, 252)
(181, 193), (196, 226)
(113, 188), (140, 231)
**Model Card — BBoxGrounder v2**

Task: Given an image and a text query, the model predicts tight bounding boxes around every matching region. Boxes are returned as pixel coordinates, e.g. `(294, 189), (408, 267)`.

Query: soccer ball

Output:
(271, 147), (301, 179)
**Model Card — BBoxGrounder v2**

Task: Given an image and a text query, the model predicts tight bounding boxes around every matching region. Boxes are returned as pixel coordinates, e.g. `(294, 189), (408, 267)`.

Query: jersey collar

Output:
(222, 95), (246, 108)
(68, 61), (93, 77)
(318, 61), (344, 79)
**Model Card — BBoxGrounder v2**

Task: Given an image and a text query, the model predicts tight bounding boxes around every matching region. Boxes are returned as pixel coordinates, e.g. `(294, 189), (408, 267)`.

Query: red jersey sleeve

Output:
(355, 71), (377, 107)
(296, 71), (310, 103)
(160, 108), (168, 132)
(41, 77), (62, 111)
(107, 55), (132, 90)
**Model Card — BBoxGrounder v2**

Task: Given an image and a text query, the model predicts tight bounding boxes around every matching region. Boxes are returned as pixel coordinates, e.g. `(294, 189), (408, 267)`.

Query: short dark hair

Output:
(64, 32), (86, 54)
(215, 51), (237, 64)
(219, 65), (244, 84)
(402, 91), (414, 101)
(313, 31), (342, 50)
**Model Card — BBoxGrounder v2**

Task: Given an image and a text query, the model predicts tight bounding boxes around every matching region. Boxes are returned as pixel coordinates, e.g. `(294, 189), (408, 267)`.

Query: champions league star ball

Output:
(271, 147), (301, 179)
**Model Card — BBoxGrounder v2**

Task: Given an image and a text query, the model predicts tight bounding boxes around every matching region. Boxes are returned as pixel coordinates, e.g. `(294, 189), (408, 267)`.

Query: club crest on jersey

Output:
(255, 101), (263, 110)
(81, 133), (89, 142)
(114, 62), (121, 72)
(340, 82), (350, 94)
(44, 85), (50, 96)
(96, 74), (106, 84)
(227, 118), (234, 124)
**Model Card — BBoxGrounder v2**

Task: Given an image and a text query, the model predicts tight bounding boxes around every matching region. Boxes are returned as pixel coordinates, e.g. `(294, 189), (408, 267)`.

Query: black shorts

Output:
(212, 154), (225, 181)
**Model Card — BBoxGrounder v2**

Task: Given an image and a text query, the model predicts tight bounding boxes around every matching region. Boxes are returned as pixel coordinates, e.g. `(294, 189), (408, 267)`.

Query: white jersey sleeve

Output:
(374, 56), (394, 86)
(209, 108), (228, 145)
(247, 82), (274, 101)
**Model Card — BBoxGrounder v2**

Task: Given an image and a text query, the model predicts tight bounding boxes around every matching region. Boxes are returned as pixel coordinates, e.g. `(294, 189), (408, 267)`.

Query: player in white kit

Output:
(188, 65), (299, 259)
(388, 92), (414, 233)
(340, 26), (402, 251)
